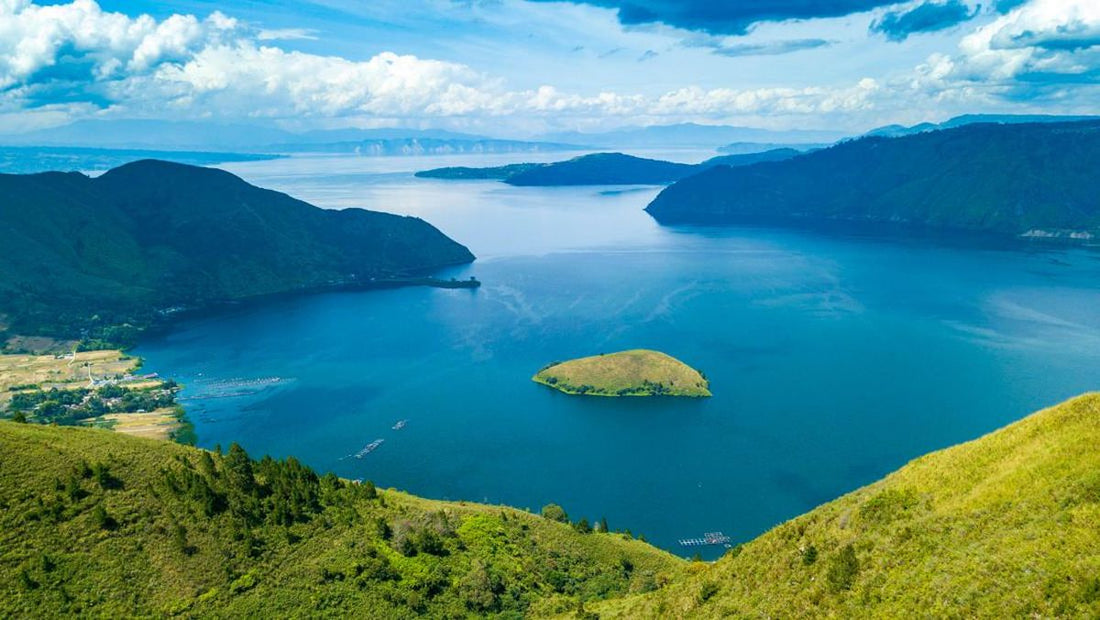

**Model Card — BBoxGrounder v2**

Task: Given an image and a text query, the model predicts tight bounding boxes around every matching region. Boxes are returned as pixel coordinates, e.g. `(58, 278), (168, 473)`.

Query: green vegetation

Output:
(414, 162), (543, 180)
(0, 422), (684, 617)
(414, 149), (801, 187)
(0, 160), (474, 345)
(533, 349), (711, 397)
(647, 120), (1100, 239)
(3, 393), (1100, 616)
(594, 393), (1100, 618)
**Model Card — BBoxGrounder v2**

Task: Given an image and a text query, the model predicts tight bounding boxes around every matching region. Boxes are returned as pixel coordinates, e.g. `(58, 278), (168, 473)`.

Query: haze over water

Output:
(136, 153), (1100, 557)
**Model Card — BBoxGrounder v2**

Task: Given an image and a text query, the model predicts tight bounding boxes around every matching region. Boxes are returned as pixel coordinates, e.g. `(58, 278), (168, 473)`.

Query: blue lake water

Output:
(136, 153), (1100, 557)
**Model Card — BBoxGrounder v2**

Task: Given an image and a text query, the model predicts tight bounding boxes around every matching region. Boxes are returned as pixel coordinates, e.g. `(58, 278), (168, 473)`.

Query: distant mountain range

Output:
(1, 120), (581, 155)
(538, 122), (847, 149)
(716, 141), (829, 155)
(416, 149), (804, 186)
(0, 160), (473, 342)
(865, 114), (1100, 138)
(646, 120), (1100, 241)
(0, 146), (282, 174)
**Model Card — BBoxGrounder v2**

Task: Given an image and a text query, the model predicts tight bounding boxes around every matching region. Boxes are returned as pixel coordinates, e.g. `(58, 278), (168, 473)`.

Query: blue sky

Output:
(2, 0), (1099, 136)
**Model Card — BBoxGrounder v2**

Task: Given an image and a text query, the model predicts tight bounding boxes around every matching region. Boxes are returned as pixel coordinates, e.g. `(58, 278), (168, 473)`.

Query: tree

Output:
(541, 503), (569, 523)
(574, 518), (592, 534)
(11, 411), (27, 423)
(599, 516), (609, 533)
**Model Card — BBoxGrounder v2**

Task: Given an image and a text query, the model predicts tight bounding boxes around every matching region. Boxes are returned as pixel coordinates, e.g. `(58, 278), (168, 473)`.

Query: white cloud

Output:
(0, 0), (1098, 134)
(954, 0), (1100, 81)
(256, 28), (318, 42)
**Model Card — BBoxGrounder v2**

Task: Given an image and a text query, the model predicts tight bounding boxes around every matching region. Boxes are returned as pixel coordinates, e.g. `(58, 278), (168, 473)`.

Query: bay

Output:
(136, 152), (1100, 557)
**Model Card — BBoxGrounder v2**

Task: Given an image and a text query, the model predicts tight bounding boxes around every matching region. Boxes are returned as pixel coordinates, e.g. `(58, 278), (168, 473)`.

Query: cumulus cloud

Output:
(950, 0), (1100, 82)
(871, 1), (977, 42)
(1, 0), (1098, 134)
(0, 0), (898, 128)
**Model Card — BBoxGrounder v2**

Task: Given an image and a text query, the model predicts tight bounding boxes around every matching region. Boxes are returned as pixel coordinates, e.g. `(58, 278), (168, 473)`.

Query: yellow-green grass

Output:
(533, 349), (711, 397)
(0, 421), (685, 617)
(83, 407), (182, 441)
(0, 350), (140, 406)
(593, 393), (1100, 618)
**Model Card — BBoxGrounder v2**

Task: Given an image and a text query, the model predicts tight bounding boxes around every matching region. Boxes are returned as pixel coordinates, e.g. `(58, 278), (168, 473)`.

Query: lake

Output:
(136, 152), (1100, 558)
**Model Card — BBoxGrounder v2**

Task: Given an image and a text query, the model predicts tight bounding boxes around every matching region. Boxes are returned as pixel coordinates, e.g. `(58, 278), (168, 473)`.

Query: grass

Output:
(593, 393), (1100, 618)
(533, 349), (711, 397)
(3, 392), (1099, 616)
(83, 407), (182, 441)
(0, 421), (686, 617)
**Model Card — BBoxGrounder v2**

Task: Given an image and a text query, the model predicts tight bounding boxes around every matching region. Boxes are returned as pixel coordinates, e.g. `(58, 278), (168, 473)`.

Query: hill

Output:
(866, 113), (1100, 138)
(2, 394), (1099, 616)
(0, 160), (474, 344)
(538, 123), (845, 149)
(0, 421), (685, 617)
(646, 120), (1100, 240)
(506, 153), (694, 186)
(415, 149), (803, 186)
(596, 393), (1100, 617)
(533, 349), (711, 397)
(414, 162), (543, 180)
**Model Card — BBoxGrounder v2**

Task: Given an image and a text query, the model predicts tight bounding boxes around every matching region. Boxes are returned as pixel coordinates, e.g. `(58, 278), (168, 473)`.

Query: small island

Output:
(533, 349), (711, 397)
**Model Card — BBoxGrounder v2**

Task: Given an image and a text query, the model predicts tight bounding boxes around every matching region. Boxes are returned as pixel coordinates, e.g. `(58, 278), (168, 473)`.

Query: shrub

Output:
(541, 503), (569, 523)
(91, 504), (117, 530)
(698, 582), (720, 603)
(826, 545), (859, 592)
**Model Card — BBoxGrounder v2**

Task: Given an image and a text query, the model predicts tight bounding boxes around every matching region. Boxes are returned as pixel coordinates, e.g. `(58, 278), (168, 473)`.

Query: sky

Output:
(0, 0), (1098, 136)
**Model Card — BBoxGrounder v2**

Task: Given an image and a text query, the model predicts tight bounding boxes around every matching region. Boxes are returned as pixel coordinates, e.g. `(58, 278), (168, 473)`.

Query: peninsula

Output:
(533, 349), (711, 397)
(0, 159), (474, 348)
(415, 149), (803, 186)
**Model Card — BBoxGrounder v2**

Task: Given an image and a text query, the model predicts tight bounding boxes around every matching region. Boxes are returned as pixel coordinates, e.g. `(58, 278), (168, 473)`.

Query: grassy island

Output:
(533, 349), (710, 397)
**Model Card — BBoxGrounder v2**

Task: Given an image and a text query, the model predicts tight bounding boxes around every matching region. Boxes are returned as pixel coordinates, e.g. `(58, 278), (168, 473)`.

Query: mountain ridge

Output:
(646, 120), (1100, 240)
(0, 160), (474, 344)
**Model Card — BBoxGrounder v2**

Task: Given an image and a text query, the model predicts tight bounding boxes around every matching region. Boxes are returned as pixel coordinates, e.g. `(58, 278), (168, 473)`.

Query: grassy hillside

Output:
(0, 422), (685, 617)
(647, 120), (1100, 239)
(0, 160), (474, 345)
(3, 394), (1100, 616)
(595, 393), (1100, 618)
(533, 349), (711, 397)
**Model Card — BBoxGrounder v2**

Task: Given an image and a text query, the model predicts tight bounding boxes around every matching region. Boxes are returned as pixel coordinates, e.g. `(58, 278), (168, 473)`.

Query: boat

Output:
(354, 439), (385, 458)
(392, 419), (408, 430)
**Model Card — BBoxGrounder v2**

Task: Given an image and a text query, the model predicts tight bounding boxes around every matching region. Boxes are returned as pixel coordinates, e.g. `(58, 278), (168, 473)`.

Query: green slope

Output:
(0, 422), (684, 617)
(0, 160), (474, 342)
(647, 120), (1100, 239)
(4, 395), (1099, 617)
(533, 349), (711, 397)
(595, 393), (1100, 618)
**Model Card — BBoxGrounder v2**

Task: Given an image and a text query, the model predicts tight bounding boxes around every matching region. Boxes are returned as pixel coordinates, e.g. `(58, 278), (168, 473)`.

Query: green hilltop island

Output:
(533, 349), (711, 397)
